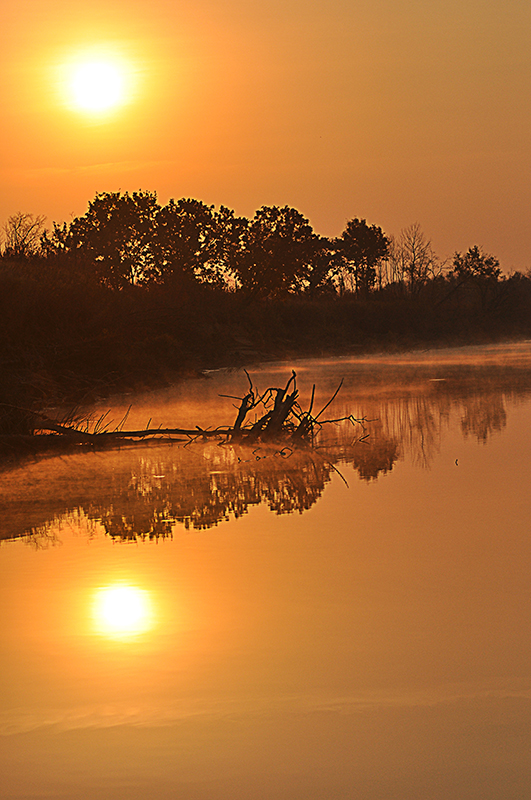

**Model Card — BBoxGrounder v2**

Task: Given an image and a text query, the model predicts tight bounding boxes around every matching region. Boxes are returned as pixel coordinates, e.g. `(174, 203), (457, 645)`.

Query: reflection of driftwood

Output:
(2, 372), (364, 457)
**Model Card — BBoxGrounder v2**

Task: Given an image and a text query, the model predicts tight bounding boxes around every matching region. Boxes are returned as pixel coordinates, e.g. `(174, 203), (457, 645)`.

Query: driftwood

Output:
(0, 371), (365, 456)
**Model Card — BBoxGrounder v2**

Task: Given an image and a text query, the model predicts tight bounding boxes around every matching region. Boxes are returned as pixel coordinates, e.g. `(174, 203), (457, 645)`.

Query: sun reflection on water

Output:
(92, 585), (154, 639)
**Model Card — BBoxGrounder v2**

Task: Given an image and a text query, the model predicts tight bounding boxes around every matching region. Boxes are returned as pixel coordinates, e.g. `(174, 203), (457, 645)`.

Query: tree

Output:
(2, 212), (46, 259)
(451, 245), (501, 282)
(154, 198), (216, 284)
(234, 205), (318, 297)
(43, 191), (161, 289)
(388, 223), (441, 292)
(154, 199), (247, 289)
(305, 237), (345, 295)
(210, 205), (251, 290)
(339, 218), (390, 294)
(450, 245), (503, 312)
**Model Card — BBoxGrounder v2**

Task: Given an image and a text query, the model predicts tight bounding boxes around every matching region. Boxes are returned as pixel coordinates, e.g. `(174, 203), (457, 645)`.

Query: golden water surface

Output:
(1, 344), (531, 799)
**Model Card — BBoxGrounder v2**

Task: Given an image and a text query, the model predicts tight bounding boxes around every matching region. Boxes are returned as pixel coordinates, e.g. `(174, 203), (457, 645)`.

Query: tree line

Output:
(1, 190), (513, 299)
(2, 189), (531, 435)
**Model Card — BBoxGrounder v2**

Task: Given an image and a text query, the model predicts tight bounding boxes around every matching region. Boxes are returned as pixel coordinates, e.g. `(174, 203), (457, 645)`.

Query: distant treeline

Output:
(3, 190), (520, 295)
(1, 191), (531, 432)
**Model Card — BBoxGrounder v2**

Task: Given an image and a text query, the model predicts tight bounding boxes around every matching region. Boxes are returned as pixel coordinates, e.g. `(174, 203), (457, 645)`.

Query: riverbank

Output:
(2, 258), (531, 434)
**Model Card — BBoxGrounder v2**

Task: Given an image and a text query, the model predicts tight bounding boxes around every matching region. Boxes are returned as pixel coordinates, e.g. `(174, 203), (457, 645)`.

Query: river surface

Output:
(2, 342), (531, 799)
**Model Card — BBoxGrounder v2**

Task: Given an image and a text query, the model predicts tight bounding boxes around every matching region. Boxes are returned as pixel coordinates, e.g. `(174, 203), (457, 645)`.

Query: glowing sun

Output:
(68, 59), (126, 113)
(92, 585), (154, 638)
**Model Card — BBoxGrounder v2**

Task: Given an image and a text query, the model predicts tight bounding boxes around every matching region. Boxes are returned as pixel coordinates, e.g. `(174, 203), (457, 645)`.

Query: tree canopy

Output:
(339, 217), (390, 294)
(36, 193), (405, 297)
(233, 205), (319, 297)
(5, 190), (511, 304)
(452, 246), (502, 282)
(42, 191), (161, 288)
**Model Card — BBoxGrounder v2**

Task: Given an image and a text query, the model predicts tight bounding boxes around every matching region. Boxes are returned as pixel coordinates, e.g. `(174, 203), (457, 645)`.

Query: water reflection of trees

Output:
(459, 393), (507, 443)
(87, 446), (335, 538)
(82, 379), (531, 540)
(2, 371), (530, 544)
(334, 378), (525, 468)
(84, 432), (405, 541)
(0, 431), (402, 544)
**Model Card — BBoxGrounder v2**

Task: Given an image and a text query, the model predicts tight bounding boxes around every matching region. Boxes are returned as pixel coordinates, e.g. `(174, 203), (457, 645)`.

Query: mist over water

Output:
(2, 342), (531, 799)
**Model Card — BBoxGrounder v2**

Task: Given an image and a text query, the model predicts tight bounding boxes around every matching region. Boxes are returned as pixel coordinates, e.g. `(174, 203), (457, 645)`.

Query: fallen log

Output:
(0, 372), (367, 460)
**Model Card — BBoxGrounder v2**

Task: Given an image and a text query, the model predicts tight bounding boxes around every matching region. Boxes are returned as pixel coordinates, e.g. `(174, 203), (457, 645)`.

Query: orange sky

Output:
(2, 0), (530, 271)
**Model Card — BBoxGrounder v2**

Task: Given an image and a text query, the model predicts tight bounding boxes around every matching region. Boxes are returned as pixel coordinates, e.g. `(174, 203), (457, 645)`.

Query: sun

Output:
(54, 44), (144, 120)
(69, 59), (126, 113)
(70, 60), (124, 111)
(92, 585), (154, 638)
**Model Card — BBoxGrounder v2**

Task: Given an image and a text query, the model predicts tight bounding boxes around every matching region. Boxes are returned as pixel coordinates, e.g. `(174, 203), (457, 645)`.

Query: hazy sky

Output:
(2, 0), (530, 270)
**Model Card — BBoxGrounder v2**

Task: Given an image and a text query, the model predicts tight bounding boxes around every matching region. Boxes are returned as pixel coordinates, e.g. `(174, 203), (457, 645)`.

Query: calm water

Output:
(2, 342), (531, 799)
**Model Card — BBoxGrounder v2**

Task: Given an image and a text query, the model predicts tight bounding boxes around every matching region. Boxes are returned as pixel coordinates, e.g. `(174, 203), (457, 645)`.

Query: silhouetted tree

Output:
(154, 200), (252, 290)
(339, 218), (390, 294)
(452, 245), (501, 282)
(234, 205), (318, 297)
(2, 212), (46, 259)
(388, 223), (441, 292)
(211, 205), (251, 290)
(42, 191), (161, 289)
(304, 237), (345, 295)
(154, 198), (222, 286)
(450, 245), (503, 312)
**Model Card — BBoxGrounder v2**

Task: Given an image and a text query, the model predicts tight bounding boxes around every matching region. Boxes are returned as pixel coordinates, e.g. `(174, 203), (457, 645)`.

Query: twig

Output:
(314, 379), (344, 420)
